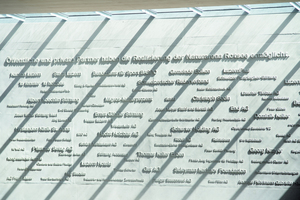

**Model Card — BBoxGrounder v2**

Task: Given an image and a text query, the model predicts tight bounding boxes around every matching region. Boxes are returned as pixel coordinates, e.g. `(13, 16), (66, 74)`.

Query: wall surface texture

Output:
(0, 0), (292, 14)
(0, 12), (300, 200)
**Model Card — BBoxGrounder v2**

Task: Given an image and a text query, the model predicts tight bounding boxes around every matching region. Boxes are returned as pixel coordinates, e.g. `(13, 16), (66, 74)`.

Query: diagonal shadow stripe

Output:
(130, 12), (297, 200)
(133, 14), (249, 200)
(0, 21), (23, 51)
(87, 15), (202, 200)
(40, 15), (200, 200)
(42, 17), (155, 200)
(183, 60), (300, 200)
(0, 21), (65, 104)
(39, 14), (245, 200)
(230, 117), (300, 200)
(180, 12), (298, 200)
(0, 20), (66, 155)
(0, 19), (109, 200)
(279, 174), (300, 199)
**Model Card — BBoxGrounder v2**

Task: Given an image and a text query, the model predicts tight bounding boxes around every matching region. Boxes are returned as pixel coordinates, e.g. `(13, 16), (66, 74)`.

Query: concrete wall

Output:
(0, 12), (300, 200)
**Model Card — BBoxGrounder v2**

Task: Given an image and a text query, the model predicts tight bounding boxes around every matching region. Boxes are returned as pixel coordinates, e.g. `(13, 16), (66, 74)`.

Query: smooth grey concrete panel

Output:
(0, 13), (300, 200)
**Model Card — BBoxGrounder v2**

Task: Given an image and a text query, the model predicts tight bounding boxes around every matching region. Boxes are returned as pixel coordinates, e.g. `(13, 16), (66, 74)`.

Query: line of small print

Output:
(137, 79), (209, 85)
(155, 107), (213, 112)
(148, 118), (201, 122)
(211, 118), (246, 122)
(217, 75), (277, 81)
